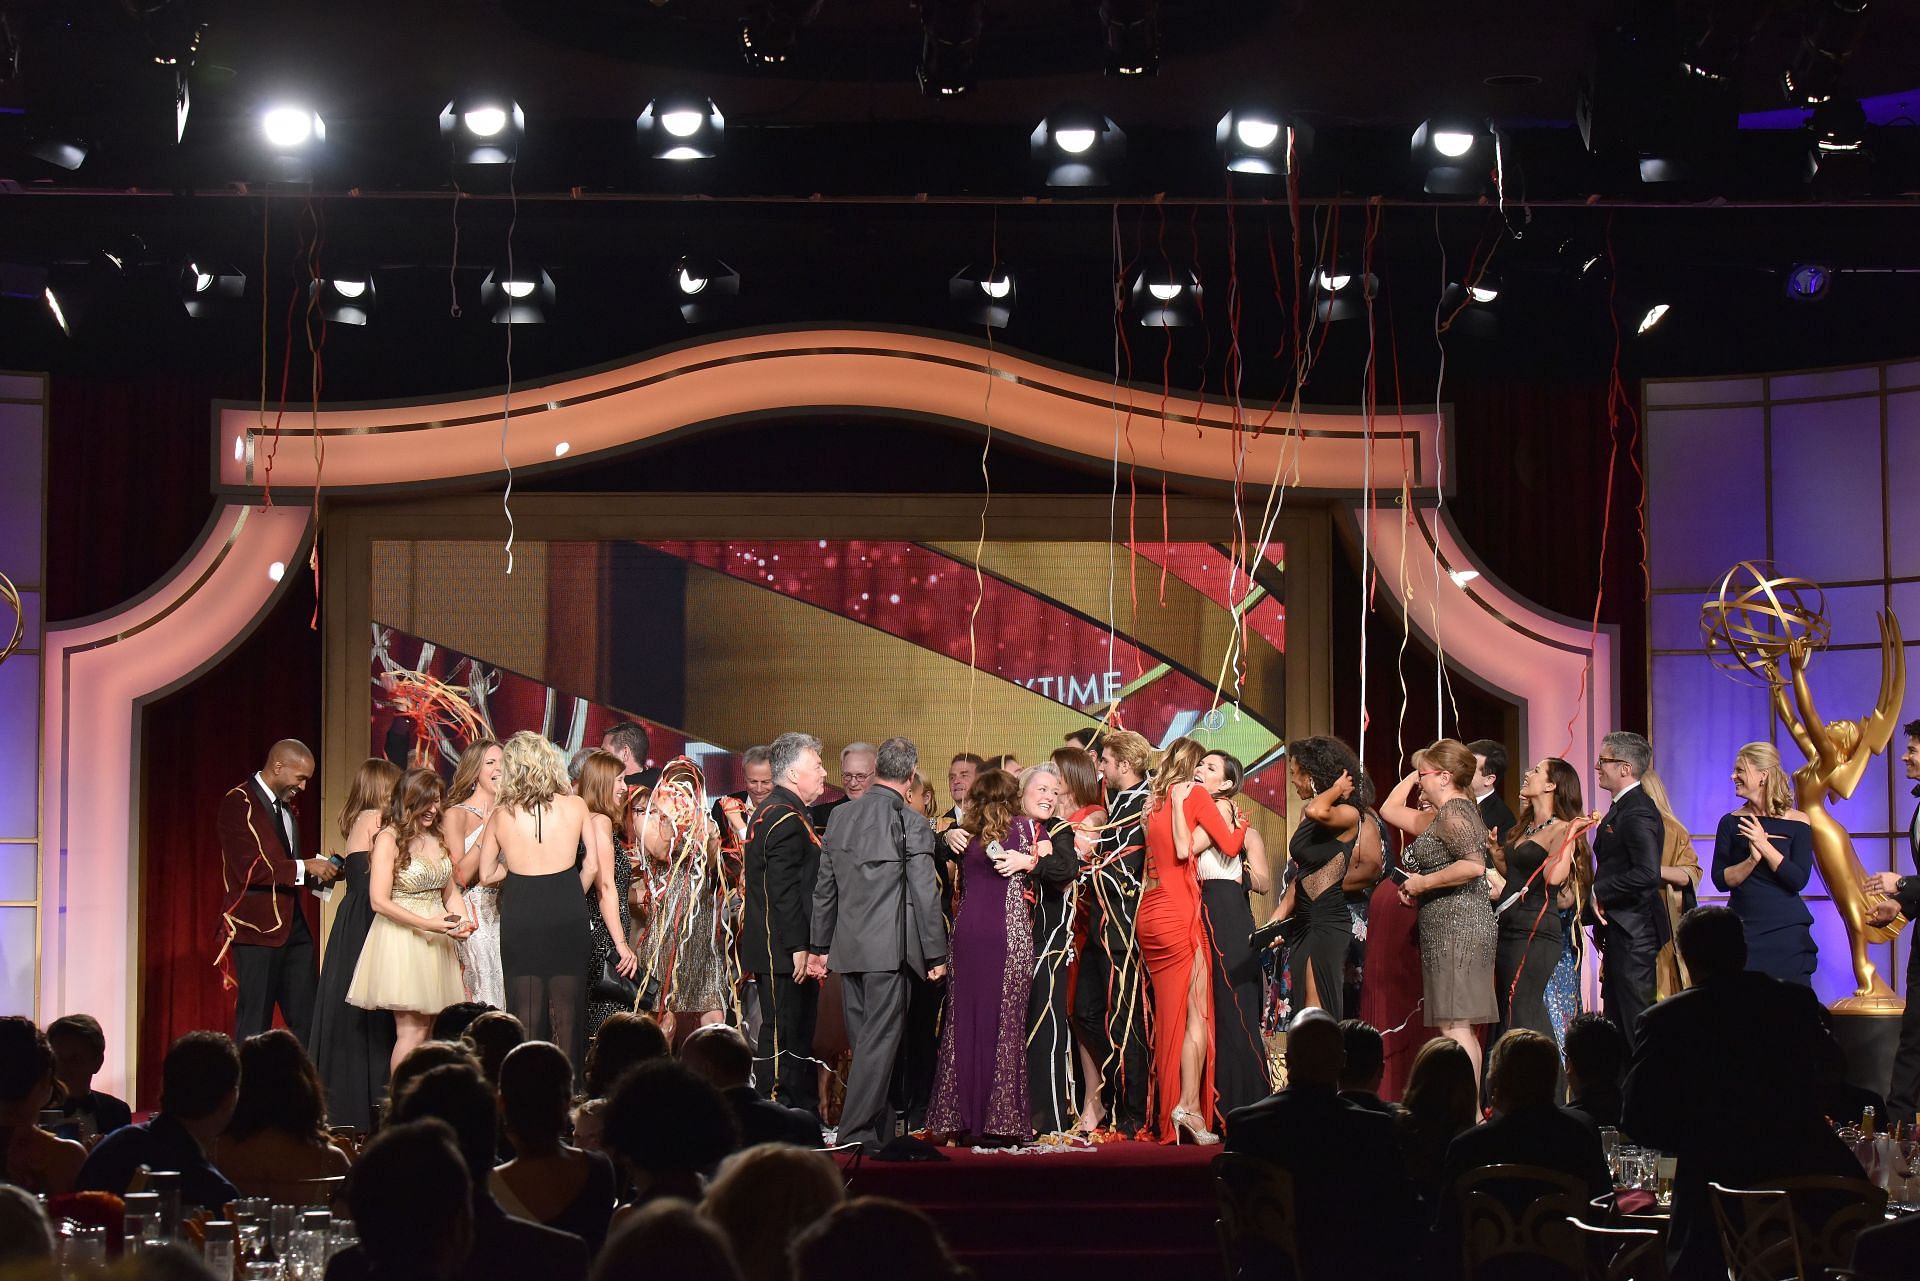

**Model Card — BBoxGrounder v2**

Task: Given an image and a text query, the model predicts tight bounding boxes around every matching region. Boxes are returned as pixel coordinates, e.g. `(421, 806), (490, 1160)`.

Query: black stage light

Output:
(481, 266), (555, 324)
(948, 263), (1015, 328)
(674, 256), (740, 324)
(258, 103), (326, 182)
(637, 96), (724, 161)
(1031, 105), (1124, 188)
(1784, 263), (1834, 302)
(1216, 108), (1309, 176)
(918, 0), (984, 97)
(178, 261), (245, 318)
(440, 96), (524, 166)
(1128, 265), (1202, 327)
(1781, 0), (1870, 106)
(308, 271), (377, 325)
(740, 0), (824, 68)
(1412, 116), (1491, 195)
(1805, 94), (1870, 184)
(1099, 0), (1159, 77)
(1313, 266), (1377, 323)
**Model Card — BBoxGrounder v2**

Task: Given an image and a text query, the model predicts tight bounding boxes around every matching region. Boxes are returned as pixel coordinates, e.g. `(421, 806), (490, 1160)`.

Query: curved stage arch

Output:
(39, 325), (1610, 1094)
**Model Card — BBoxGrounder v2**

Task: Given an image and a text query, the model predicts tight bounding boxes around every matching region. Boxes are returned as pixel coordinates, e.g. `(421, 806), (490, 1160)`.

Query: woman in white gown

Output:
(446, 739), (505, 1009)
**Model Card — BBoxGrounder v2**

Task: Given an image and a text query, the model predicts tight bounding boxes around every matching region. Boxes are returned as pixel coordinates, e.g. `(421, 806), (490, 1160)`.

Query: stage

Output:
(836, 1139), (1221, 1280)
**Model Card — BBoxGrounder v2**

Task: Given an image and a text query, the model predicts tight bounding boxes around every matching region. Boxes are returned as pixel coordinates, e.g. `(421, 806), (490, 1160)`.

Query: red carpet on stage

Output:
(838, 1140), (1221, 1279)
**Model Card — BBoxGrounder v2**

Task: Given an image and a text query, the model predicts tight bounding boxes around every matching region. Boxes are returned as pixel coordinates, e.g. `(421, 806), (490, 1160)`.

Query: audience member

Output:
(1396, 1036), (1480, 1214)
(333, 1061), (590, 1281)
(76, 1031), (240, 1208)
(680, 1024), (823, 1148)
(494, 1041), (618, 1255)
(1850, 1212), (1920, 1281)
(462, 1009), (526, 1084)
(0, 1016), (87, 1194)
(702, 1144), (845, 1281)
(211, 1028), (352, 1196)
(1336, 1019), (1394, 1114)
(344, 1119), (474, 1281)
(604, 1059), (742, 1213)
(1224, 1009), (1415, 1280)
(0, 1182), (55, 1268)
(792, 1198), (969, 1281)
(593, 1201), (741, 1281)
(380, 1039), (481, 1127)
(1562, 1013), (1628, 1131)
(1622, 906), (1856, 1281)
(1437, 1030), (1610, 1222)
(46, 1013), (133, 1141)
(585, 1013), (672, 1099)
(430, 1001), (494, 1043)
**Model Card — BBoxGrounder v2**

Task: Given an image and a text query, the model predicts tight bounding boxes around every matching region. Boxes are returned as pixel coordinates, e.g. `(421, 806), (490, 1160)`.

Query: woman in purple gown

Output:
(927, 767), (1048, 1143)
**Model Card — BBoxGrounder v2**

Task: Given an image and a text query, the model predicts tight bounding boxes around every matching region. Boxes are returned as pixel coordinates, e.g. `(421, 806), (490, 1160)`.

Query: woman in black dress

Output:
(309, 756), (401, 1131)
(1031, 750), (1103, 1134)
(577, 751), (638, 1038)
(1490, 757), (1595, 1042)
(1191, 750), (1271, 1114)
(1257, 737), (1362, 1021)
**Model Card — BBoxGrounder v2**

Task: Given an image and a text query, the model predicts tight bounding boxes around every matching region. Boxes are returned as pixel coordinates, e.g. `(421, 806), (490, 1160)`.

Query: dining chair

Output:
(1456, 1163), (1590, 1281)
(1569, 1219), (1667, 1281)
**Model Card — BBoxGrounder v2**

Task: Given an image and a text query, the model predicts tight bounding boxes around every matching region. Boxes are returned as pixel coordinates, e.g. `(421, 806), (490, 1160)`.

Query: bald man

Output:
(217, 739), (337, 1042)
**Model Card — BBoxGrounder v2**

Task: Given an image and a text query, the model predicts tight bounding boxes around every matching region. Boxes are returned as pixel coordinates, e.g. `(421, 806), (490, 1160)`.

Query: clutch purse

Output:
(1250, 915), (1306, 952)
(591, 956), (640, 1008)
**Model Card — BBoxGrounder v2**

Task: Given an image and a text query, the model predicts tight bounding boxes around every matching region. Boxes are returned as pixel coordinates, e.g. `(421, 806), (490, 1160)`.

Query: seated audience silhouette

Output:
(494, 1040), (618, 1254)
(76, 1031), (240, 1208)
(211, 1029), (352, 1196)
(344, 1119), (474, 1281)
(603, 1059), (743, 1215)
(47, 1014), (133, 1141)
(701, 1143), (845, 1281)
(791, 1198), (969, 1281)
(1561, 1013), (1627, 1131)
(681, 1024), (823, 1149)
(1337, 1019), (1395, 1114)
(0, 1018), (87, 1195)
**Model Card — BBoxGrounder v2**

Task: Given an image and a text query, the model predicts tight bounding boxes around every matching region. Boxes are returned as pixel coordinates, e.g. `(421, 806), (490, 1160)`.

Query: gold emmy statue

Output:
(1702, 562), (1908, 1011)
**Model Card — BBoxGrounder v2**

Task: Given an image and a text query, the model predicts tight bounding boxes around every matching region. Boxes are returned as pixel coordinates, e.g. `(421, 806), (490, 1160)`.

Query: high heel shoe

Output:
(1170, 1107), (1220, 1146)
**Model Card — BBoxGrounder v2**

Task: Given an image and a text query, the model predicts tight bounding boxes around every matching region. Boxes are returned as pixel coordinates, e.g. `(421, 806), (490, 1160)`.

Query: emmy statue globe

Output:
(1702, 561), (1909, 1088)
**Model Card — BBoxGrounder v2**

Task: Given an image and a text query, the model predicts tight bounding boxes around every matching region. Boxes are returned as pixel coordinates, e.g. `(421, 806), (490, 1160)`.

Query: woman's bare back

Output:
(490, 794), (589, 876)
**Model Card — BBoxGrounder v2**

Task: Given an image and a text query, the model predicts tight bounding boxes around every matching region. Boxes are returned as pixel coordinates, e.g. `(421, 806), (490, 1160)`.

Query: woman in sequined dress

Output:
(927, 768), (1043, 1143)
(577, 752), (639, 1039)
(445, 739), (504, 1009)
(631, 760), (728, 1040)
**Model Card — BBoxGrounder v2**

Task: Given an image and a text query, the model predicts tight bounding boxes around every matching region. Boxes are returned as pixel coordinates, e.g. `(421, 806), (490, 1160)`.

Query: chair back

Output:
(1710, 1183), (1804, 1281)
(1568, 1220), (1666, 1281)
(1770, 1176), (1886, 1275)
(1456, 1163), (1590, 1281)
(1211, 1153), (1302, 1281)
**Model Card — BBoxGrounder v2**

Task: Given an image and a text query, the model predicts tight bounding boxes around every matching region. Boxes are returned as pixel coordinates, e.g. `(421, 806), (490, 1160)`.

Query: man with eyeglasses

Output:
(811, 741), (877, 831)
(1591, 731), (1666, 1045)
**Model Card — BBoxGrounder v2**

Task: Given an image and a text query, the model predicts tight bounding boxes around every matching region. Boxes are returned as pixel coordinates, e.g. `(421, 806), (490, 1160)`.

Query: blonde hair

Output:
(1420, 738), (1478, 792)
(498, 730), (570, 815)
(1148, 736), (1209, 815)
(1735, 741), (1794, 817)
(447, 738), (501, 808)
(701, 1144), (845, 1281)
(1099, 729), (1154, 780)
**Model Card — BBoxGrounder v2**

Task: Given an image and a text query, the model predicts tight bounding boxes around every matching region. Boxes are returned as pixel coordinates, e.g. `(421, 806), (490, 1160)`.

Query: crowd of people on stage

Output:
(9, 713), (1920, 1280)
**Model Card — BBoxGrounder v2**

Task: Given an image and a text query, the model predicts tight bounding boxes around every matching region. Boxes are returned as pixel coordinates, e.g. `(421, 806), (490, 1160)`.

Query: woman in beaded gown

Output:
(576, 751), (640, 1038)
(928, 768), (1044, 1143)
(309, 756), (400, 1131)
(630, 758), (728, 1039)
(445, 739), (505, 1009)
(1380, 739), (1499, 1086)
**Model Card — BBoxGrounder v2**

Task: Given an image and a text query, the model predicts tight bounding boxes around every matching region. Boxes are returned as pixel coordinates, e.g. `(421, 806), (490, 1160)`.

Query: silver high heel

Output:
(1171, 1106), (1220, 1146)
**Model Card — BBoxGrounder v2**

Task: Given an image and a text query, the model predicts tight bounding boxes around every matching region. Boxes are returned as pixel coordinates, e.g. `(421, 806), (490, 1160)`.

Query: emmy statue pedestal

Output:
(1832, 1006), (1903, 1104)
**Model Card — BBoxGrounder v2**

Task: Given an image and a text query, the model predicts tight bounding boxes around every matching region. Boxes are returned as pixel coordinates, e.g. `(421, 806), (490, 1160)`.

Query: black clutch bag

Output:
(1250, 915), (1306, 952)
(591, 957), (640, 1008)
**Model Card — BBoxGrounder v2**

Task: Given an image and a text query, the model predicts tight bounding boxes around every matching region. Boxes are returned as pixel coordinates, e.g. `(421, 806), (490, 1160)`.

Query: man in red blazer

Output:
(216, 739), (338, 1042)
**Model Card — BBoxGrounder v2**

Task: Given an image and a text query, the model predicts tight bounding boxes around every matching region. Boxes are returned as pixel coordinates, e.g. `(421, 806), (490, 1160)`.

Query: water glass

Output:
(327, 1219), (357, 1260)
(232, 1198), (271, 1260)
(123, 1190), (162, 1254)
(284, 1229), (327, 1281)
(63, 1226), (107, 1271)
(203, 1221), (237, 1280)
(268, 1205), (300, 1259)
(1654, 1155), (1677, 1207)
(242, 1262), (281, 1281)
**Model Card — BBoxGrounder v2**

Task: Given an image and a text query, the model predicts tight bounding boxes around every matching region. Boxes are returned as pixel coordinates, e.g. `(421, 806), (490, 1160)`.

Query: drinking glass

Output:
(232, 1198), (271, 1261)
(242, 1262), (281, 1281)
(284, 1229), (327, 1281)
(268, 1205), (301, 1259)
(64, 1226), (107, 1271)
(123, 1191), (161, 1255)
(1599, 1128), (1622, 1180)
(1654, 1155), (1676, 1207)
(327, 1219), (357, 1260)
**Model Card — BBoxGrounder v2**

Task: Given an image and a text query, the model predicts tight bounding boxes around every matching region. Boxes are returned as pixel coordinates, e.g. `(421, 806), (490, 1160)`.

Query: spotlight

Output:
(1784, 263), (1833, 302)
(307, 271), (377, 325)
(1806, 95), (1872, 192)
(440, 96), (524, 165)
(1128, 265), (1202, 327)
(1635, 302), (1671, 335)
(177, 261), (245, 318)
(1216, 108), (1308, 176)
(258, 103), (326, 181)
(481, 266), (555, 324)
(739, 0), (824, 68)
(1098, 0), (1160, 77)
(1313, 266), (1378, 322)
(0, 263), (87, 336)
(1438, 274), (1501, 338)
(1780, 0), (1870, 106)
(1031, 105), (1125, 187)
(673, 256), (739, 324)
(1412, 117), (1491, 195)
(637, 96), (724, 161)
(25, 131), (90, 172)
(948, 263), (1016, 328)
(918, 0), (984, 97)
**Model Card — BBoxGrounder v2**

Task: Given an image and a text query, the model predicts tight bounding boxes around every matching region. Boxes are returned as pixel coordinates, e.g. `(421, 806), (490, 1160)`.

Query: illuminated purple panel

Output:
(0, 405), (43, 575)
(1887, 393), (1920, 577)
(1651, 593), (1708, 651)
(1771, 367), (1881, 400)
(1817, 586), (1891, 648)
(1647, 407), (1766, 588)
(0, 906), (29, 1015)
(0, 844), (32, 900)
(0, 657), (37, 840)
(1771, 396), (1883, 583)
(1646, 377), (1764, 406)
(1650, 655), (1772, 837)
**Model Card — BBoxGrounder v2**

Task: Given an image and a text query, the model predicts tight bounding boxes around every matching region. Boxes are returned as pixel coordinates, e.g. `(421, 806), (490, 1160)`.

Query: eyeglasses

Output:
(843, 771), (873, 785)
(1595, 757), (1627, 766)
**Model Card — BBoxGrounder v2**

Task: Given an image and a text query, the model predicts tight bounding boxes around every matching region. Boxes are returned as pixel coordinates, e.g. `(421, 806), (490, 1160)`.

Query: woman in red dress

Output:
(1137, 737), (1247, 1144)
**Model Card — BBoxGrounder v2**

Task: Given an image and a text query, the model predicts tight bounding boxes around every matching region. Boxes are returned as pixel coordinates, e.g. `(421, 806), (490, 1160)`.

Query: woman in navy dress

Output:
(1711, 741), (1816, 985)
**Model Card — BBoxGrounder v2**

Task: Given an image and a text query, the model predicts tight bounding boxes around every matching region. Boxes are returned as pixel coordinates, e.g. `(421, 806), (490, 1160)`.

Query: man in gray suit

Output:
(807, 735), (949, 1152)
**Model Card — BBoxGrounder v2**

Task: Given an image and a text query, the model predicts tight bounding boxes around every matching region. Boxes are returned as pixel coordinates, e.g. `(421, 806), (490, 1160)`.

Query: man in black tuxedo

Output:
(1622, 907), (1855, 1281)
(741, 731), (829, 1116)
(1226, 1009), (1417, 1280)
(1590, 731), (1666, 1044)
(1868, 718), (1920, 1116)
(680, 1024), (823, 1149)
(1468, 738), (1517, 838)
(711, 744), (774, 845)
(1074, 731), (1153, 1135)
(601, 720), (660, 792)
(1336, 1018), (1396, 1115)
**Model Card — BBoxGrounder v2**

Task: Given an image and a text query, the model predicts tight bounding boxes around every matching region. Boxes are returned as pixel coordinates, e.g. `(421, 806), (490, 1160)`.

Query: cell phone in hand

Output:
(1387, 863), (1410, 883)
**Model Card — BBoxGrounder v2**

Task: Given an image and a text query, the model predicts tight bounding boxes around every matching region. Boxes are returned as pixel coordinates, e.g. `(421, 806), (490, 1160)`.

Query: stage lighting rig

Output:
(1412, 116), (1491, 195)
(309, 271), (377, 326)
(441, 96), (524, 166)
(1031, 105), (1124, 187)
(918, 0), (984, 97)
(178, 261), (245, 319)
(740, 0), (824, 68)
(1784, 263), (1833, 302)
(1216, 108), (1308, 176)
(948, 263), (1016, 327)
(1312, 266), (1377, 322)
(1128, 265), (1202, 327)
(1099, 0), (1159, 76)
(1781, 0), (1870, 106)
(481, 266), (555, 324)
(638, 96), (724, 160)
(258, 104), (326, 182)
(674, 256), (739, 324)
(1805, 94), (1871, 192)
